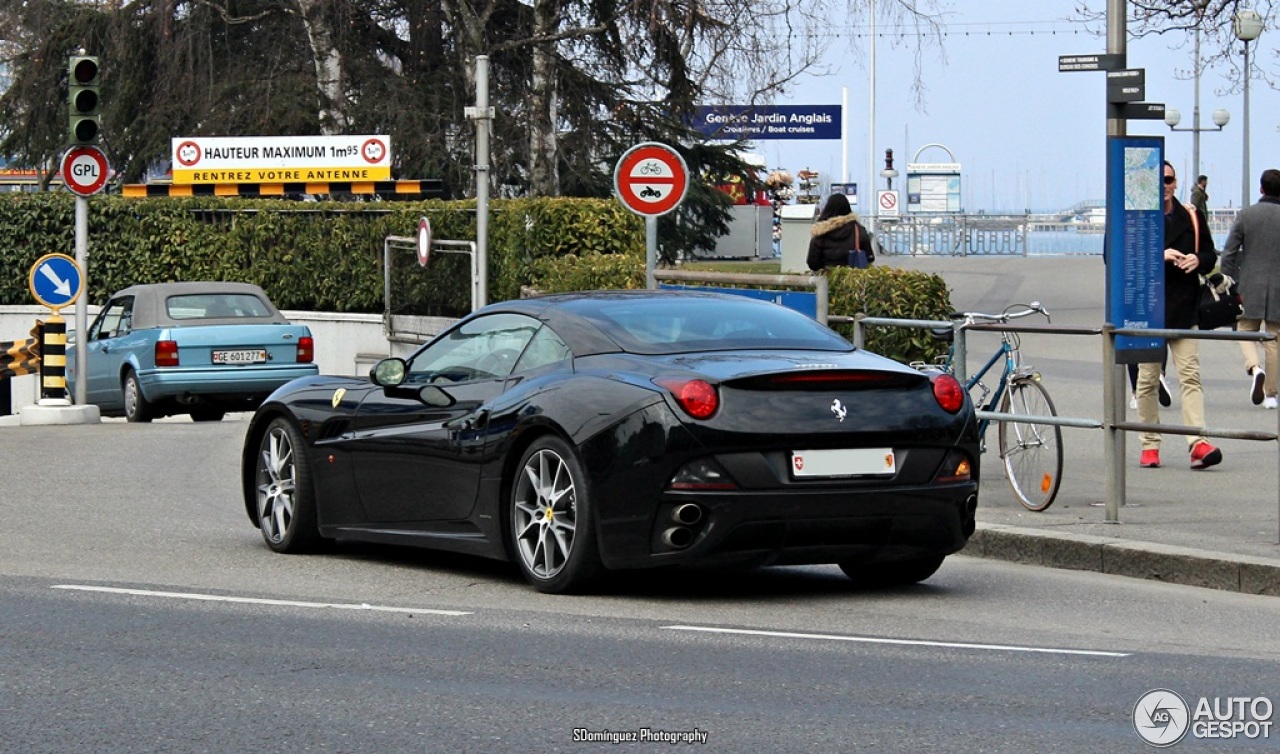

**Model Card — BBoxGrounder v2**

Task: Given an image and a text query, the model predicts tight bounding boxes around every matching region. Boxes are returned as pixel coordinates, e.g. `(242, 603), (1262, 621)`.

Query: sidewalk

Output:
(887, 254), (1280, 596)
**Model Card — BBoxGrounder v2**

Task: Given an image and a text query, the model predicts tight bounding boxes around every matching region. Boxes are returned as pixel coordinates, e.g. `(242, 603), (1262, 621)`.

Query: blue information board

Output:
(28, 253), (84, 310)
(690, 105), (841, 141)
(1105, 136), (1165, 363)
(658, 284), (819, 320)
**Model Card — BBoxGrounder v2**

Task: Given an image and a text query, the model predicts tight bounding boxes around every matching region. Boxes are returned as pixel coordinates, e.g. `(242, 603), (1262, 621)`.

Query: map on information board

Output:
(1123, 147), (1161, 211)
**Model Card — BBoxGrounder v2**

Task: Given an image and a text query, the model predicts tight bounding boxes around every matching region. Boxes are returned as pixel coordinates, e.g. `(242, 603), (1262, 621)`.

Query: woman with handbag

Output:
(1136, 161), (1222, 470)
(806, 193), (874, 271)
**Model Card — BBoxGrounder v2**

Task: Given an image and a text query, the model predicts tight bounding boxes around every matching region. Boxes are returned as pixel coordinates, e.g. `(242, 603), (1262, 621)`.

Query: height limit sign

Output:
(60, 145), (110, 197)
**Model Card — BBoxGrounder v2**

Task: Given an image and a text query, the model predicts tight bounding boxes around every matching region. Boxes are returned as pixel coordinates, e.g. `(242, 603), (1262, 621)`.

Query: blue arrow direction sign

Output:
(29, 253), (84, 309)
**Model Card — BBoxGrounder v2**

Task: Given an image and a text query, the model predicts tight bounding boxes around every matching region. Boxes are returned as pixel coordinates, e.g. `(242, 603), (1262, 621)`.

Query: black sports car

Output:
(241, 290), (979, 593)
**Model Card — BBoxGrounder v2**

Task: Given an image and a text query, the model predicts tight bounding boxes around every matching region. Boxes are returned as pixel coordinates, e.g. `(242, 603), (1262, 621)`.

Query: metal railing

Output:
(852, 314), (1279, 538)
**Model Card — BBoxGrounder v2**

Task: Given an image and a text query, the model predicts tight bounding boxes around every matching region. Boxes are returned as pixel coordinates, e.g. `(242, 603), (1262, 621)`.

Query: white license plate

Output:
(790, 448), (896, 478)
(212, 349), (267, 365)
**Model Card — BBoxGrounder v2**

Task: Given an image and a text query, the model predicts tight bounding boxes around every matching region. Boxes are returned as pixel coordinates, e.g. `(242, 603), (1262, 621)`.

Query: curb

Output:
(963, 524), (1280, 597)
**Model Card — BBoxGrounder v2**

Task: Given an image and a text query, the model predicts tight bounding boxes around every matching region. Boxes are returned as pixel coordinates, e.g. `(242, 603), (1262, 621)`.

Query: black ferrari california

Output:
(241, 290), (979, 593)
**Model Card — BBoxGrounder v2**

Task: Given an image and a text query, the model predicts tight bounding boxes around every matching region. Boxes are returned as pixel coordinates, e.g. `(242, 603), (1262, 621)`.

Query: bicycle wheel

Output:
(998, 376), (1063, 512)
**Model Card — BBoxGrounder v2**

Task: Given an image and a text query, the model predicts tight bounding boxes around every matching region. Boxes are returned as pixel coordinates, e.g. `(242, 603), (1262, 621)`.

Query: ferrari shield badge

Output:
(332, 388), (346, 408)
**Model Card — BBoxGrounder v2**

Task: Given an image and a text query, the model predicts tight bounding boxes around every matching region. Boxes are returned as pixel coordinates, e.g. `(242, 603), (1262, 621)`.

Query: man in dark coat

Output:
(806, 193), (874, 271)
(1221, 168), (1280, 409)
(1137, 161), (1222, 470)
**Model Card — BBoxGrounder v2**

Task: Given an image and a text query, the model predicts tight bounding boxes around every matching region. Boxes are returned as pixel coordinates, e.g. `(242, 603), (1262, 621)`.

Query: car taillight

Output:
(654, 377), (719, 420)
(297, 336), (314, 363)
(932, 373), (966, 414)
(155, 340), (179, 367)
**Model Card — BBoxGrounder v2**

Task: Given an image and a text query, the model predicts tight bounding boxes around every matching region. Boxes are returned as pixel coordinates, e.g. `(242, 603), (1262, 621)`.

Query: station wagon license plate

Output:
(213, 349), (268, 365)
(791, 448), (896, 478)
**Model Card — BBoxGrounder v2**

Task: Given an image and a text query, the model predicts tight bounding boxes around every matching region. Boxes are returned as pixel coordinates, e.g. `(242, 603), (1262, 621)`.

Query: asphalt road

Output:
(3, 418), (1280, 752)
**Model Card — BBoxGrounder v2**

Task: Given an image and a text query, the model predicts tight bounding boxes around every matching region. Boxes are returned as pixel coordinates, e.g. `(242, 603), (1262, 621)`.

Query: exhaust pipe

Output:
(671, 503), (703, 525)
(963, 494), (978, 538)
(661, 526), (695, 549)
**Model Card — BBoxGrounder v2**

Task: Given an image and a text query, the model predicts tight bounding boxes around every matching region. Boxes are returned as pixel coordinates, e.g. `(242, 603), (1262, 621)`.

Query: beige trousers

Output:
(1137, 337), (1207, 450)
(1236, 318), (1279, 398)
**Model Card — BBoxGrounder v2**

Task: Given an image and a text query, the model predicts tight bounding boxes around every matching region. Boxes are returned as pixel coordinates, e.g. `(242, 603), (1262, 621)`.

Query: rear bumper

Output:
(597, 483), (979, 570)
(139, 364), (319, 401)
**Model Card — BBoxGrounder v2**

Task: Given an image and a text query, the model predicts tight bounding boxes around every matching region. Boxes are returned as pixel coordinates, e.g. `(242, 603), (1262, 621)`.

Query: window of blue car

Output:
(407, 313), (541, 383)
(166, 294), (273, 319)
(570, 297), (853, 354)
(89, 297), (133, 341)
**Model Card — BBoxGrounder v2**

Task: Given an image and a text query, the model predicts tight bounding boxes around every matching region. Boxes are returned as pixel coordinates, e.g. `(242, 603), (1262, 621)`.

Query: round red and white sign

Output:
(362, 138), (387, 164)
(60, 145), (110, 197)
(175, 140), (202, 167)
(416, 217), (432, 267)
(613, 142), (689, 217)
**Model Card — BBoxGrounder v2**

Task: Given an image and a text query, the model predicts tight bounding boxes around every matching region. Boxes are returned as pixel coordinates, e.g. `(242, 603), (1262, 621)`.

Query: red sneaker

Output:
(1189, 441), (1222, 470)
(1140, 449), (1160, 468)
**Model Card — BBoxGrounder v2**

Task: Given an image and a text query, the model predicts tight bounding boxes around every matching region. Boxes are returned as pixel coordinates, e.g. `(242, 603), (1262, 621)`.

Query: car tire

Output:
(190, 409), (225, 422)
(838, 555), (945, 588)
(254, 417), (323, 553)
(509, 436), (602, 594)
(123, 370), (153, 423)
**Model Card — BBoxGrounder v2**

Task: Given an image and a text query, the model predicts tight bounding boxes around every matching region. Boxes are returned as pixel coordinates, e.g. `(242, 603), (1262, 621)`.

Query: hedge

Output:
(0, 193), (951, 362)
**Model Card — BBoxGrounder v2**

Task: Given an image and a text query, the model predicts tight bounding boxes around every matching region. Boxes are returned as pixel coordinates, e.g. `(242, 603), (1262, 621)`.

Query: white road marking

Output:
(52, 585), (472, 616)
(662, 625), (1130, 657)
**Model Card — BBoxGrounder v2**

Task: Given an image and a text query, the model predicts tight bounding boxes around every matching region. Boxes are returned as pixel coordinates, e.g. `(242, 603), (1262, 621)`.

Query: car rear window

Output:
(167, 293), (274, 320)
(573, 296), (853, 354)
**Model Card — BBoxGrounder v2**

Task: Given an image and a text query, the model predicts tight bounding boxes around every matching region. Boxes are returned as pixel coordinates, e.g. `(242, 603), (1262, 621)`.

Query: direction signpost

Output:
(613, 142), (690, 288)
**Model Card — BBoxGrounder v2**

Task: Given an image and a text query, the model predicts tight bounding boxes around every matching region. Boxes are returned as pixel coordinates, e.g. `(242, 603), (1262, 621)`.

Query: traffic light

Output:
(68, 55), (100, 145)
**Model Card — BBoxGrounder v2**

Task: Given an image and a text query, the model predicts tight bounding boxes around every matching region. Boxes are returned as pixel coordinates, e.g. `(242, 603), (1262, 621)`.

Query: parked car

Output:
(69, 282), (318, 422)
(241, 290), (979, 593)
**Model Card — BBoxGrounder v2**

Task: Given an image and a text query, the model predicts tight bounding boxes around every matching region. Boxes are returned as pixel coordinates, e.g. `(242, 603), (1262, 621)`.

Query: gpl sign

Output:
(613, 142), (690, 217)
(60, 145), (110, 196)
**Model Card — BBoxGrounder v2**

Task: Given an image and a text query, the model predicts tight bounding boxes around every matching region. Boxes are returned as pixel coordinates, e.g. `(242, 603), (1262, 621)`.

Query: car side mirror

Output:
(371, 357), (408, 387)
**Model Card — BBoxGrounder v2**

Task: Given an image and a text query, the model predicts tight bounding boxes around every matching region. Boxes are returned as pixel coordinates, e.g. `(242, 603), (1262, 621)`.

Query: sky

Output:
(747, 0), (1276, 214)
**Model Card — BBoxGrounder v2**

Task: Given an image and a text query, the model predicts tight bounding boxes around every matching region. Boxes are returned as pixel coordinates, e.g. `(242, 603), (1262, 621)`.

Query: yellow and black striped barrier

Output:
(0, 335), (39, 379)
(38, 315), (66, 401)
(122, 179), (446, 199)
(1, 321), (41, 415)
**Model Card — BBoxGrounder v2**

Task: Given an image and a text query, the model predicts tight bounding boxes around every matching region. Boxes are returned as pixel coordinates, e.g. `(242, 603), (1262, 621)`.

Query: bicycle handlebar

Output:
(954, 301), (1051, 325)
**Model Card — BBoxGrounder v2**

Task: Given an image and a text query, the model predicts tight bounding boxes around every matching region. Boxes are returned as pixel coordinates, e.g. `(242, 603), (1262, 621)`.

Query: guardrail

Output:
(851, 314), (1280, 536)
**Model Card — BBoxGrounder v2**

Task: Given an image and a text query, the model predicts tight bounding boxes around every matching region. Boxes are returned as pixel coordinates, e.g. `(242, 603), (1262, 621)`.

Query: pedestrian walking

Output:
(806, 193), (874, 271)
(1191, 175), (1209, 217)
(1220, 168), (1280, 410)
(1138, 161), (1222, 470)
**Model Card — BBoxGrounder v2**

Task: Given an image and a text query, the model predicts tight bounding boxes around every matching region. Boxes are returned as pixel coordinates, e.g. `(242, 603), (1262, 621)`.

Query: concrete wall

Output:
(0, 305), (450, 414)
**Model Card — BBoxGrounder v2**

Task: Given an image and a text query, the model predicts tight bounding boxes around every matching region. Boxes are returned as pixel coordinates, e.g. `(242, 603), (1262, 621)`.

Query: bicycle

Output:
(918, 301), (1063, 512)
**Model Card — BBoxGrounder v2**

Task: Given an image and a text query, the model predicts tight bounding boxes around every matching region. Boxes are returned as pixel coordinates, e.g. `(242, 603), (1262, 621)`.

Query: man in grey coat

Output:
(1221, 168), (1280, 409)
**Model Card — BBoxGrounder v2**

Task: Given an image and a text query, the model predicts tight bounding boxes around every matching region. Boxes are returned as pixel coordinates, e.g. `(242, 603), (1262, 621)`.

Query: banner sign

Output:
(1105, 136), (1165, 363)
(691, 105), (841, 141)
(171, 135), (391, 184)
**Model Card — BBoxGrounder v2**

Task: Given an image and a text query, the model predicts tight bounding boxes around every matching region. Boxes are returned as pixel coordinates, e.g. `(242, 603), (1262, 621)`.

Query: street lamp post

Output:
(1163, 107), (1230, 176)
(1234, 9), (1264, 208)
(1164, 5), (1230, 184)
